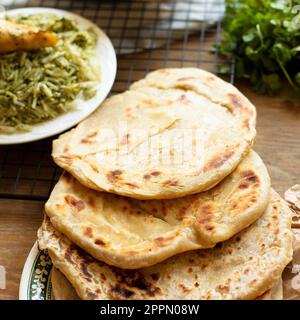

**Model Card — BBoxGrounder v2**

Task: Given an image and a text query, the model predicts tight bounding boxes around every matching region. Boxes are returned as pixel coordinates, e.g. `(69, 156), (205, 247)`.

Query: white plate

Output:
(0, 8), (117, 145)
(19, 242), (54, 300)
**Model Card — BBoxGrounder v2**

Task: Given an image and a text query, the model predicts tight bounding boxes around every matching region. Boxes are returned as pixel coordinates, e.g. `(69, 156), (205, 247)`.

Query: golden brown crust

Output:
(45, 151), (270, 269)
(51, 267), (283, 300)
(52, 68), (256, 200)
(38, 189), (293, 300)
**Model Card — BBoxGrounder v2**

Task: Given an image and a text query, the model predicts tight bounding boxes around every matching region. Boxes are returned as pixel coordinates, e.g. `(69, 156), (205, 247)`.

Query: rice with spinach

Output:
(0, 14), (99, 133)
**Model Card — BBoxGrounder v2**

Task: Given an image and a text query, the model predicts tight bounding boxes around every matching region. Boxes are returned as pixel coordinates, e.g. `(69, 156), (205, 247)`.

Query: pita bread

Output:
(51, 266), (282, 300)
(52, 68), (256, 199)
(45, 150), (270, 269)
(51, 267), (79, 300)
(39, 189), (292, 300)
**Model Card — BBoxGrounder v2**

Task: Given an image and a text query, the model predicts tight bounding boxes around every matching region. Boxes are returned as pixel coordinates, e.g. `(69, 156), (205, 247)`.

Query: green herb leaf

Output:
(218, 0), (300, 95)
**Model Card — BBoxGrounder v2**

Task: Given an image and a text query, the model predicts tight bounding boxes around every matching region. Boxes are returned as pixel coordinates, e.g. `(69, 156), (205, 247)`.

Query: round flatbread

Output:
(38, 189), (292, 300)
(45, 150), (270, 269)
(52, 68), (256, 199)
(51, 267), (282, 300)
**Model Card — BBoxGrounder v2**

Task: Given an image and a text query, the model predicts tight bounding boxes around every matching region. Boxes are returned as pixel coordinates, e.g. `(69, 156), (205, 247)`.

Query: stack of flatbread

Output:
(37, 68), (294, 300)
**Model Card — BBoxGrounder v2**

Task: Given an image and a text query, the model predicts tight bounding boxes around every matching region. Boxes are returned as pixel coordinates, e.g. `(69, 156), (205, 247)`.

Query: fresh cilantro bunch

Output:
(219, 0), (300, 94)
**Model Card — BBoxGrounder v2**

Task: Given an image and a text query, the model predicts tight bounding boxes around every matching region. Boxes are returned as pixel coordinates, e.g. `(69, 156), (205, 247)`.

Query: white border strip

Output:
(19, 242), (38, 300)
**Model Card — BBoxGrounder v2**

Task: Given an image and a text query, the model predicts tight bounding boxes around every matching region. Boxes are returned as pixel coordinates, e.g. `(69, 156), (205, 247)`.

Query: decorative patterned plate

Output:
(19, 242), (54, 300)
(0, 7), (117, 145)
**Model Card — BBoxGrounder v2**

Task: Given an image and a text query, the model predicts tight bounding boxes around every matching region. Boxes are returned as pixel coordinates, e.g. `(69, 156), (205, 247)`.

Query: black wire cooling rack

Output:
(0, 0), (235, 200)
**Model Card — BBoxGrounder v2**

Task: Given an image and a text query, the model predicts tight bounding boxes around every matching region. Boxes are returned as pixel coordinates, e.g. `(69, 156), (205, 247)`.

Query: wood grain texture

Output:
(0, 200), (43, 300)
(238, 83), (300, 195)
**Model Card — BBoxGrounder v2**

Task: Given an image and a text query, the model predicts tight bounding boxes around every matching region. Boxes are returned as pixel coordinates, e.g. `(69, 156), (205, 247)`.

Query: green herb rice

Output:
(0, 14), (99, 133)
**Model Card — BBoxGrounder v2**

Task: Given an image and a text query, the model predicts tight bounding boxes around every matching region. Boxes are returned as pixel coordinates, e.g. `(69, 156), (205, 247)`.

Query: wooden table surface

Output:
(1, 44), (300, 300)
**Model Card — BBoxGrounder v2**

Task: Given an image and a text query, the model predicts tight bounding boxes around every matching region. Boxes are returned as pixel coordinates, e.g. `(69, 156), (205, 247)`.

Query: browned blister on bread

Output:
(45, 150), (270, 269)
(39, 189), (292, 300)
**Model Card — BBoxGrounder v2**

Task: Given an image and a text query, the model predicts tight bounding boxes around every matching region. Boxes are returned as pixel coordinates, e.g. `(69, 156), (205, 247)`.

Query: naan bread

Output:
(52, 68), (256, 199)
(38, 189), (292, 300)
(45, 150), (270, 269)
(51, 267), (79, 300)
(51, 267), (282, 300)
